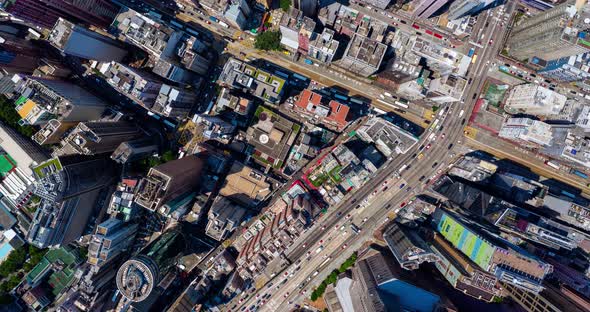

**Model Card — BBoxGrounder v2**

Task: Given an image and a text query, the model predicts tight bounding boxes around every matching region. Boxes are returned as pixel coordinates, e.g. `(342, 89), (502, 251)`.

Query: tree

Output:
(0, 96), (36, 137)
(280, 0), (291, 11)
(161, 150), (177, 162)
(255, 31), (282, 51)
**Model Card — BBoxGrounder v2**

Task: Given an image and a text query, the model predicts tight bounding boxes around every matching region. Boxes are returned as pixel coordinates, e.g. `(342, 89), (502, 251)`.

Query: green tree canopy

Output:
(280, 0), (291, 11)
(255, 31), (282, 51)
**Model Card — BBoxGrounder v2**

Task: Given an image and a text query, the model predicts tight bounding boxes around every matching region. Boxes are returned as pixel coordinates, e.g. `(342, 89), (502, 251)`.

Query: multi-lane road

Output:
(226, 3), (516, 312)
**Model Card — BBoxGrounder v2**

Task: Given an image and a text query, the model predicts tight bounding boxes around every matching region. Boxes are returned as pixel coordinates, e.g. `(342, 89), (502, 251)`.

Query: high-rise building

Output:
(0, 25), (43, 74)
(293, 0), (317, 17)
(101, 62), (163, 113)
(88, 218), (138, 267)
(432, 208), (553, 293)
(111, 138), (159, 164)
(116, 227), (187, 302)
(339, 33), (387, 77)
(134, 156), (203, 211)
(153, 85), (197, 120)
(57, 121), (143, 156)
(352, 0), (391, 10)
(507, 1), (590, 61)
(48, 18), (127, 62)
(329, 249), (443, 312)
(308, 29), (340, 64)
(447, 0), (503, 20)
(383, 222), (440, 270)
(503, 84), (567, 116)
(1, 0), (119, 29)
(411, 0), (452, 19)
(0, 123), (48, 208)
(205, 196), (247, 241)
(26, 156), (117, 248)
(13, 76), (108, 126)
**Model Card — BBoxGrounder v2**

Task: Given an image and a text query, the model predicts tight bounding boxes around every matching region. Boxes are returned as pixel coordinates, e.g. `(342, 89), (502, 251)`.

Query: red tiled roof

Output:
(326, 100), (350, 129)
(295, 89), (322, 111)
(296, 89), (350, 130)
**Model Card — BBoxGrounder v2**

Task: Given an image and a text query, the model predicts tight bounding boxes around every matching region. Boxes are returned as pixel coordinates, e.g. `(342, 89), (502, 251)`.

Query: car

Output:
(385, 203), (391, 209)
(321, 225), (326, 230)
(302, 243), (307, 248)
(362, 217), (368, 223)
(284, 271), (289, 276)
(351, 198), (357, 204)
(382, 186), (389, 192)
(383, 180), (389, 186)
(412, 153), (417, 158)
(461, 119), (466, 125)
(345, 213), (351, 219)
(307, 251), (311, 256)
(319, 239), (324, 244)
(419, 175), (426, 182)
(400, 202), (407, 207)
(239, 298), (245, 303)
(441, 133), (446, 139)
(342, 244), (348, 249)
(488, 39), (493, 45)
(426, 144), (432, 149)
(399, 183), (406, 189)
(284, 292), (289, 298)
(417, 153), (424, 159)
(448, 143), (454, 149)
(432, 162), (439, 168)
(256, 294), (261, 299)
(337, 211), (343, 217)
(406, 164), (413, 170)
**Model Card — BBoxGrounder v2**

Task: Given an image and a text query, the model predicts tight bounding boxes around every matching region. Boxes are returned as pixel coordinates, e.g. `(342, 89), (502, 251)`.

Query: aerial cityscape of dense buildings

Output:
(1, 0), (590, 312)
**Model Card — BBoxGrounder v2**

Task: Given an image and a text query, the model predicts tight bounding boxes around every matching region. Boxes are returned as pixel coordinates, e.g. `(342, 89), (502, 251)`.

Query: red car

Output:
(426, 144), (432, 149)
(400, 202), (407, 208)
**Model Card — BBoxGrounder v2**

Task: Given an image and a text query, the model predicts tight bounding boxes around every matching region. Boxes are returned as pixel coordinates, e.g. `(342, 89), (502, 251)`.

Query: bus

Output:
(545, 160), (560, 170)
(394, 101), (409, 108)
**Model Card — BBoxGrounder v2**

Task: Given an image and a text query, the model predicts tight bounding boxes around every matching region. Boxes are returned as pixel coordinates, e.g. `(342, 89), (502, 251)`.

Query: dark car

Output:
(419, 175), (426, 182)
(448, 143), (454, 149)
(432, 162), (439, 168)
(461, 118), (466, 125)
(412, 153), (417, 158)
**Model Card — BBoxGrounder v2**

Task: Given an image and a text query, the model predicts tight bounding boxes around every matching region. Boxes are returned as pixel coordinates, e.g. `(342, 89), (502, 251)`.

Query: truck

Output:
(209, 16), (219, 23)
(545, 160), (560, 170)
(398, 164), (408, 173)
(467, 48), (475, 57)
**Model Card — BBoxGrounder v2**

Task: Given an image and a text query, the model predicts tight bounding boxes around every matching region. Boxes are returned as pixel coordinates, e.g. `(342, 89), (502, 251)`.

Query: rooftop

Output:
(219, 161), (271, 207)
(344, 33), (387, 68)
(356, 117), (419, 157)
(247, 106), (300, 168)
(218, 58), (286, 104)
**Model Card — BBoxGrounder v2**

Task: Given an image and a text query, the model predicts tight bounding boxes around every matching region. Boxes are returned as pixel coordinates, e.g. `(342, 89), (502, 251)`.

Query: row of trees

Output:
(310, 252), (358, 301)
